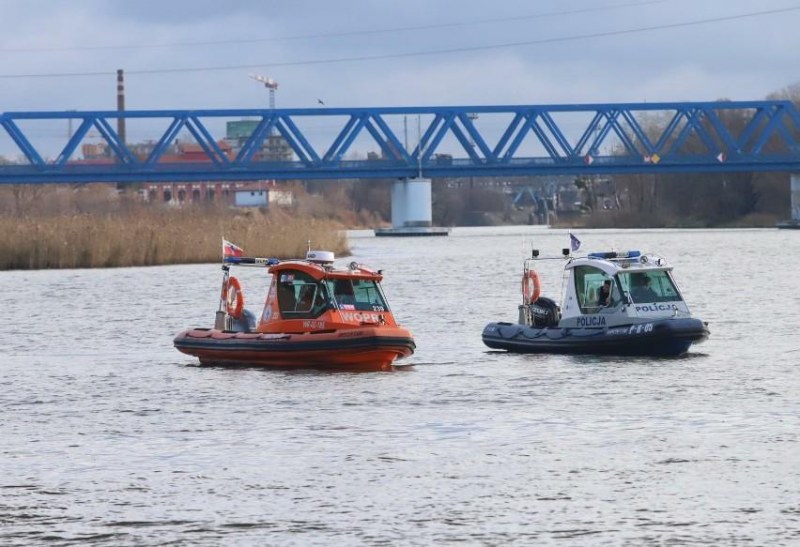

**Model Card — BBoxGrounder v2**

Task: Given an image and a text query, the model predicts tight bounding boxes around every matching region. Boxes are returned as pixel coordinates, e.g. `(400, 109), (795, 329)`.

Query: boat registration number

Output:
(607, 323), (654, 336)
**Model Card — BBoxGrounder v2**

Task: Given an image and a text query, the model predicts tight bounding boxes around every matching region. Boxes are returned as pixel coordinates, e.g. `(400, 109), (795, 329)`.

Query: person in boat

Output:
(597, 279), (613, 307)
(334, 280), (356, 309)
(277, 282), (297, 311)
(631, 274), (658, 302)
(296, 285), (316, 311)
(295, 283), (330, 315)
(311, 283), (331, 315)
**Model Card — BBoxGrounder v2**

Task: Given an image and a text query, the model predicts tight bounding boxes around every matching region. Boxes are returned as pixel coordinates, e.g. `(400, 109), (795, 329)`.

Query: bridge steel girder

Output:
(0, 101), (799, 184)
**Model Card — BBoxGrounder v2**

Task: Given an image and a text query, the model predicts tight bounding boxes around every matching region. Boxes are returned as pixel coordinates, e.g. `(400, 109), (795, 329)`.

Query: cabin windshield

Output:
(276, 270), (330, 319)
(573, 265), (621, 313)
(328, 278), (388, 312)
(618, 270), (682, 303)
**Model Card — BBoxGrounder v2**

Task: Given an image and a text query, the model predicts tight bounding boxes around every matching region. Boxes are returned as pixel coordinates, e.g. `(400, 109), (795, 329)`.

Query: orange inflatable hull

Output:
(174, 326), (415, 370)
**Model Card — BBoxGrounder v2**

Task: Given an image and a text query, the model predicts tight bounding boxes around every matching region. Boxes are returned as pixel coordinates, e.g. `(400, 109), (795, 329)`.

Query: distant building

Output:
(78, 133), (295, 207)
(144, 182), (233, 205)
(234, 188), (294, 208)
(235, 188), (267, 207)
(224, 120), (293, 162)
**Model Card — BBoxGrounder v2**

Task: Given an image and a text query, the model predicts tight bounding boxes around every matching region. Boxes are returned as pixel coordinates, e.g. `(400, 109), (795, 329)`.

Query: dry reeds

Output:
(0, 208), (349, 270)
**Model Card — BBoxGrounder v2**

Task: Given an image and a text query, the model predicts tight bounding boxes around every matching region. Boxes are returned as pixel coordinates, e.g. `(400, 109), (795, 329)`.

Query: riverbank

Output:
(550, 210), (783, 229)
(0, 208), (348, 270)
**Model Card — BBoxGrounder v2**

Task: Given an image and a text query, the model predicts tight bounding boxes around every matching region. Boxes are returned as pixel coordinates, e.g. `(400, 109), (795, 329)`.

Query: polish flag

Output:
(222, 239), (244, 258)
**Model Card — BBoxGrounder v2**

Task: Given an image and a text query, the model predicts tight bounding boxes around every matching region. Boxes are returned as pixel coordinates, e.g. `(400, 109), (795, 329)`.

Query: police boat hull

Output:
(482, 317), (709, 357)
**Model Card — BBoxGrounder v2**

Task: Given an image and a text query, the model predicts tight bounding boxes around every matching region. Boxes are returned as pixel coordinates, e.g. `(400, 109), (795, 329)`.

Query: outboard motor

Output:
(518, 297), (560, 328)
(530, 297), (560, 328)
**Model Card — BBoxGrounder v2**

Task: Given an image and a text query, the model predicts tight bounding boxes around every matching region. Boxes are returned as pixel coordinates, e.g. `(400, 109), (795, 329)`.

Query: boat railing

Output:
(524, 248), (572, 270)
(527, 248), (572, 260)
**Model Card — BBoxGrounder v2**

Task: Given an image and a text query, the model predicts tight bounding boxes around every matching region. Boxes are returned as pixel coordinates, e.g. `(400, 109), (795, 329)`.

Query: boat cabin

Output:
(221, 251), (398, 334)
(526, 250), (694, 329)
(559, 251), (692, 327)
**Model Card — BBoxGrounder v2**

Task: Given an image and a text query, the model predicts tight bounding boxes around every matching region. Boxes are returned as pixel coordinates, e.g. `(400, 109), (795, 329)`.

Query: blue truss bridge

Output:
(1, 100), (799, 185)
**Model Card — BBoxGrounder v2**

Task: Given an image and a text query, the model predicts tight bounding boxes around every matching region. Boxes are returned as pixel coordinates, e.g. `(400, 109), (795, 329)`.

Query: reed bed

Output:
(0, 209), (349, 270)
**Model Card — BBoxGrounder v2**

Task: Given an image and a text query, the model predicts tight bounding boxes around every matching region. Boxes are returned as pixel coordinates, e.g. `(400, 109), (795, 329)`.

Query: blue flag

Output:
(570, 233), (581, 252)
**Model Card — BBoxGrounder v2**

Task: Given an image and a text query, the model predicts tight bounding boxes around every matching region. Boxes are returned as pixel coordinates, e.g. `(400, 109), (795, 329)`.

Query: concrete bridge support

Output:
(391, 177), (431, 228)
(375, 177), (449, 236)
(778, 173), (800, 228)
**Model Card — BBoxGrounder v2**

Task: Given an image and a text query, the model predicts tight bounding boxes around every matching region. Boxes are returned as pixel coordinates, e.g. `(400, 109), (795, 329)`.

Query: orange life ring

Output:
(522, 270), (541, 304)
(225, 276), (244, 319)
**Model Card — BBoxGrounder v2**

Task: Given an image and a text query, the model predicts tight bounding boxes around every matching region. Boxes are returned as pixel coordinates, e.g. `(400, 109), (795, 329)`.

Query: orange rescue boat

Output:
(174, 244), (415, 370)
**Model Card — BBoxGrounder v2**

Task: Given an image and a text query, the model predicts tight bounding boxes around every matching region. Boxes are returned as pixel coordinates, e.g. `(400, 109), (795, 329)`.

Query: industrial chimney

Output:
(116, 69), (126, 144)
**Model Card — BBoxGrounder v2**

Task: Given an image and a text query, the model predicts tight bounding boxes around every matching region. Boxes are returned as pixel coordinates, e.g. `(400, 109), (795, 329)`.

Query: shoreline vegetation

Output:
(1, 160), (791, 270)
(549, 211), (783, 230)
(0, 208), (348, 271)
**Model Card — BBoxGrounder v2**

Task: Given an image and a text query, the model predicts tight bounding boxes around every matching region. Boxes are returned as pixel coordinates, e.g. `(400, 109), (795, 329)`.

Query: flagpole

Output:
(568, 230), (571, 257)
(215, 237), (229, 329)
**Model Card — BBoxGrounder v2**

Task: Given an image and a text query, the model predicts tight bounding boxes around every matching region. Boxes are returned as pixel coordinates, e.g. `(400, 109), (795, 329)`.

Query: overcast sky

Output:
(1, 0), (799, 156)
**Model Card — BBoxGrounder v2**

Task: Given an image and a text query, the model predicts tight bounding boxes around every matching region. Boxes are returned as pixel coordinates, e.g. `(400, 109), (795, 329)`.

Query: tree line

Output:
(589, 84), (800, 226)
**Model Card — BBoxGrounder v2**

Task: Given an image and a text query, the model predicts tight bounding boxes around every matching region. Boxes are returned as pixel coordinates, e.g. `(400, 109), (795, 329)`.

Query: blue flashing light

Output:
(587, 250), (641, 259)
(223, 256), (281, 265)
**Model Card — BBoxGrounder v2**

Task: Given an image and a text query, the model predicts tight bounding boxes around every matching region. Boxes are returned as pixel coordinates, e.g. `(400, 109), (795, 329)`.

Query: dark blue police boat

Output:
(482, 249), (709, 357)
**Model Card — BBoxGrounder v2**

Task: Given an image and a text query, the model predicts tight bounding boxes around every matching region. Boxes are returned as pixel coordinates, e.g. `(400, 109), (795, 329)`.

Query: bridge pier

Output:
(375, 177), (450, 237)
(778, 173), (800, 229)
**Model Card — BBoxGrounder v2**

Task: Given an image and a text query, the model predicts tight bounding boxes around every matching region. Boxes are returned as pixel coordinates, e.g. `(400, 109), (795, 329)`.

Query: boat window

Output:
(329, 278), (388, 312)
(618, 270), (682, 303)
(276, 270), (329, 319)
(573, 265), (619, 314)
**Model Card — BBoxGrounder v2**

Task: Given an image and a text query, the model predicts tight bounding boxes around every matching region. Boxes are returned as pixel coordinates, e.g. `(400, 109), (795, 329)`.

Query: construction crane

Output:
(249, 74), (279, 109)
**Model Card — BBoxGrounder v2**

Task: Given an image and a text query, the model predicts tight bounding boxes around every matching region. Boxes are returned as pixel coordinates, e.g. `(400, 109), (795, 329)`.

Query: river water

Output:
(1, 227), (798, 546)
